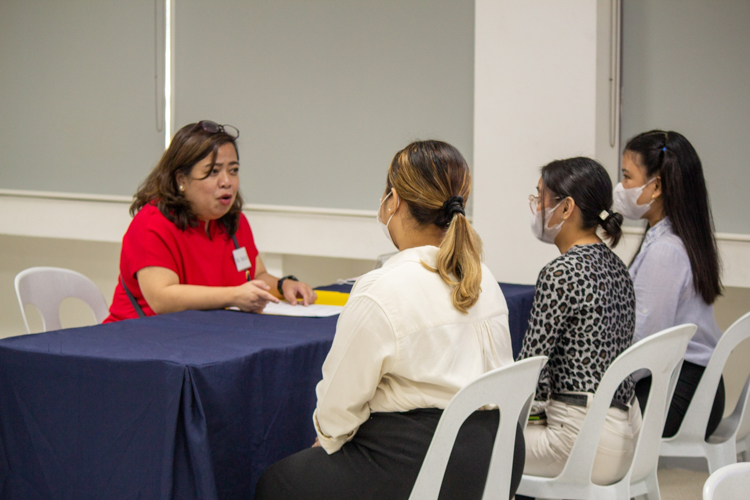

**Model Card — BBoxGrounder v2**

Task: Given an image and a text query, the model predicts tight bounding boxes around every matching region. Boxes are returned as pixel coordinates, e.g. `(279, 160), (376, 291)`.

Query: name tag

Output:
(233, 247), (252, 272)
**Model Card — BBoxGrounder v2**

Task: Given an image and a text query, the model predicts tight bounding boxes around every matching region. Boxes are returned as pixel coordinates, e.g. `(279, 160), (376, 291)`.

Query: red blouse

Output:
(104, 204), (259, 322)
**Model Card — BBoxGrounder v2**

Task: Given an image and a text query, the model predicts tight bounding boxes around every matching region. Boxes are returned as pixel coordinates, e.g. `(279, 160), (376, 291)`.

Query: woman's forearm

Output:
(254, 271), (281, 299)
(146, 283), (239, 314)
(137, 266), (278, 314)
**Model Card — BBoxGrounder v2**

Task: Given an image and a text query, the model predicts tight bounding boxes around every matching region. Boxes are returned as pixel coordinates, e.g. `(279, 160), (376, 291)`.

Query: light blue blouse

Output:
(630, 218), (722, 368)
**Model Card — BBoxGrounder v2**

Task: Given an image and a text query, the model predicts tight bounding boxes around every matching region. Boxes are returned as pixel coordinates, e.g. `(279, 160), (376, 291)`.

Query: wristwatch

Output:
(277, 275), (299, 295)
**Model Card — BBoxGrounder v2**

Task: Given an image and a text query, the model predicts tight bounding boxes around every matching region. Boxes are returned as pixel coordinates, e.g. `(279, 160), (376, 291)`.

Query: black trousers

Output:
(254, 408), (525, 500)
(635, 360), (726, 439)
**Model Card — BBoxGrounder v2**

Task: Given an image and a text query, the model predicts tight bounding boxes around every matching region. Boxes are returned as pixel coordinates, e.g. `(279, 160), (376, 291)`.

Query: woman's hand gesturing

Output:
(234, 280), (279, 312)
(281, 279), (318, 306)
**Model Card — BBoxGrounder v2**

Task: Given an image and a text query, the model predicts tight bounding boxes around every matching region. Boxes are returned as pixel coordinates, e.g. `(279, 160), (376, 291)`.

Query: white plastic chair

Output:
(703, 462), (750, 500)
(661, 312), (750, 474)
(734, 391), (750, 463)
(516, 324), (696, 500)
(408, 356), (548, 500)
(14, 266), (109, 333)
(374, 252), (397, 269)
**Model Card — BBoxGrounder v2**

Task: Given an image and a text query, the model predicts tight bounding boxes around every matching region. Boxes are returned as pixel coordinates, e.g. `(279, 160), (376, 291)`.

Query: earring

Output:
(179, 185), (184, 191)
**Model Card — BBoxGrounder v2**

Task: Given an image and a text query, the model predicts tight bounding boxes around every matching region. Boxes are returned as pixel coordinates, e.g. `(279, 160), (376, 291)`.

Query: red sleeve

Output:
(125, 206), (182, 278)
(104, 205), (180, 322)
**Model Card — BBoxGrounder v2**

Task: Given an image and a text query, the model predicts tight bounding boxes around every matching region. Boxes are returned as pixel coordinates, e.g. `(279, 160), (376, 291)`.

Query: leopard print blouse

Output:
(518, 243), (636, 406)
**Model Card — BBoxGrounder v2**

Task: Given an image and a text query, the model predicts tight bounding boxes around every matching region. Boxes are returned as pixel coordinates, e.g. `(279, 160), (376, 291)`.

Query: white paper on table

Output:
(261, 301), (344, 317)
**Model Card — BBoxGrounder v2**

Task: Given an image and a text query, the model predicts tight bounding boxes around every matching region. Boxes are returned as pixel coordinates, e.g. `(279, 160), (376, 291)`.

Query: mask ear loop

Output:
(387, 194), (400, 227)
(542, 198), (565, 234)
(378, 191), (392, 224)
(642, 176), (658, 200)
(378, 190), (400, 227)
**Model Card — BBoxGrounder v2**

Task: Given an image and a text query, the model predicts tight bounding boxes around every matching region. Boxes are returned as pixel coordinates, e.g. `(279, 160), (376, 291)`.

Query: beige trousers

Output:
(523, 393), (642, 486)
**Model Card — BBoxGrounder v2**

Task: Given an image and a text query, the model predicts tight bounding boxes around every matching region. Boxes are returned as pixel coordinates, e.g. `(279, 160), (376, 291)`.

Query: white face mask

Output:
(377, 191), (399, 245)
(529, 198), (564, 244)
(612, 177), (656, 220)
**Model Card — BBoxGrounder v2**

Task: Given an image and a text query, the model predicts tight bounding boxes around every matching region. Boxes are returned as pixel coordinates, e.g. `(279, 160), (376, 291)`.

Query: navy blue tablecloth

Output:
(0, 283), (534, 499)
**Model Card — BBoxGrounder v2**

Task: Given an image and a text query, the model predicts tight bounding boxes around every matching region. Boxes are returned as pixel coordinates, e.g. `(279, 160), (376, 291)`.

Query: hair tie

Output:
(599, 209), (612, 222)
(662, 147), (667, 152)
(442, 196), (465, 218)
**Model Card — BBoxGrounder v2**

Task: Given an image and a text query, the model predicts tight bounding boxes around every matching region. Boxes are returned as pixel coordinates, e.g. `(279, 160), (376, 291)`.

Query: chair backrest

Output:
(373, 252), (397, 270)
(668, 312), (750, 443)
(733, 373), (750, 445)
(554, 324), (695, 485)
(703, 462), (750, 500)
(14, 266), (109, 333)
(409, 356), (548, 500)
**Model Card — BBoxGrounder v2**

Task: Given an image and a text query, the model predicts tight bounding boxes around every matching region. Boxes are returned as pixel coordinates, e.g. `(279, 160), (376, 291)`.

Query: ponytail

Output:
(599, 210), (624, 247)
(389, 140), (483, 313)
(436, 211), (483, 313)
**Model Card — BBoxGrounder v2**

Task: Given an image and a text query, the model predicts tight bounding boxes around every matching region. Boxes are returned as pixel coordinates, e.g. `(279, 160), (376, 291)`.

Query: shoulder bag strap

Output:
(120, 275), (146, 318)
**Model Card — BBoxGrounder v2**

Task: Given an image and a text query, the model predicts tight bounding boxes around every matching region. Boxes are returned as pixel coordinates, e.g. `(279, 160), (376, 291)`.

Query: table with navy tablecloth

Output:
(0, 283), (534, 500)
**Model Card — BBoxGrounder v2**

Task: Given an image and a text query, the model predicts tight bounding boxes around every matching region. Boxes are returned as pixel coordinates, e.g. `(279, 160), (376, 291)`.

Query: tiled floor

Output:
(659, 467), (709, 500)
(514, 465), (711, 499)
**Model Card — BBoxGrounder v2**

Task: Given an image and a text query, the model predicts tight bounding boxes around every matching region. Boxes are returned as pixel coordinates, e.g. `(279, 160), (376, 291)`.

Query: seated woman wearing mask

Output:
(104, 121), (316, 322)
(254, 141), (522, 500)
(615, 130), (724, 439)
(517, 157), (641, 485)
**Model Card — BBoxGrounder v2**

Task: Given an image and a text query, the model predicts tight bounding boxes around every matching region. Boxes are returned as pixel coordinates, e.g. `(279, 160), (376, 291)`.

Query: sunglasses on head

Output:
(196, 120), (239, 139)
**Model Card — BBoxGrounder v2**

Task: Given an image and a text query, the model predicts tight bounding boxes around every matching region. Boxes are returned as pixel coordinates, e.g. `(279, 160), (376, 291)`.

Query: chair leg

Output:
(737, 436), (750, 462)
(643, 472), (661, 500)
(705, 443), (738, 474)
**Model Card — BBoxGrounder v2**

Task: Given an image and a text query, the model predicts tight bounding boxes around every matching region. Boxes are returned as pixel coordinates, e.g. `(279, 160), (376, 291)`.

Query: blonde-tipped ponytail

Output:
(436, 211), (483, 313)
(388, 140), (484, 313)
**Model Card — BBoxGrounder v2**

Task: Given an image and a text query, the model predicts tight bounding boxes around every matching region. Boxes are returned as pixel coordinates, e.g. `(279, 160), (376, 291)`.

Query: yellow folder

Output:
(310, 290), (349, 306)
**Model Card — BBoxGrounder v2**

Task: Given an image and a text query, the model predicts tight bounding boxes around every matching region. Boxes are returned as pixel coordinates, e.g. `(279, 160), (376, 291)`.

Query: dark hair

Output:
(387, 140), (483, 313)
(624, 130), (722, 304)
(540, 157), (624, 247)
(131, 122), (244, 235)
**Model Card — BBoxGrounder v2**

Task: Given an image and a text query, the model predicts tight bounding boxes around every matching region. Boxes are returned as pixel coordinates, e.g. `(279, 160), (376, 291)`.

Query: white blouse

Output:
(630, 217), (722, 368)
(313, 245), (513, 454)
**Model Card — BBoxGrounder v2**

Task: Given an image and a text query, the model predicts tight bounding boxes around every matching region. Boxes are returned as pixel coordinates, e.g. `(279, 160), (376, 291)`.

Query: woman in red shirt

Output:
(105, 121), (316, 322)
